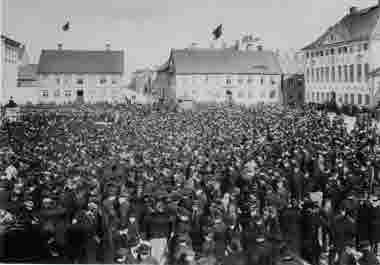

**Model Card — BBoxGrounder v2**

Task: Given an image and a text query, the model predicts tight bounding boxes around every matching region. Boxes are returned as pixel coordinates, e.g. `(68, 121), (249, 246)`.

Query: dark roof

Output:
(1, 35), (21, 47)
(37, 50), (124, 74)
(302, 5), (380, 50)
(18, 64), (38, 80)
(162, 48), (282, 75)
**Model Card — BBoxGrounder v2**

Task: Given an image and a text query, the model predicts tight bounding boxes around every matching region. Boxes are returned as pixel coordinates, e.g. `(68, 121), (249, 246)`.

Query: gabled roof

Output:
(18, 64), (38, 80)
(37, 50), (124, 74)
(163, 48), (282, 75)
(302, 5), (380, 50)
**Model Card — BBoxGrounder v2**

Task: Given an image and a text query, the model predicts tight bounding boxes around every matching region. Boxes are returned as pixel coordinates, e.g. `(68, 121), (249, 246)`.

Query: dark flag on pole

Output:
(62, 22), (70, 31)
(212, 24), (223, 40)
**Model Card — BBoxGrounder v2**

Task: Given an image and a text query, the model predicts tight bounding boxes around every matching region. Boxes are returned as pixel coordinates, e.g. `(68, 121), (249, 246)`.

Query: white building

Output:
(35, 44), (125, 104)
(1, 35), (29, 105)
(302, 3), (380, 107)
(155, 45), (282, 105)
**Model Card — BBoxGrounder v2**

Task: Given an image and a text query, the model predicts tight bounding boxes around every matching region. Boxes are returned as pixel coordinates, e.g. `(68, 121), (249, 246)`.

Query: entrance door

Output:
(76, 90), (84, 104)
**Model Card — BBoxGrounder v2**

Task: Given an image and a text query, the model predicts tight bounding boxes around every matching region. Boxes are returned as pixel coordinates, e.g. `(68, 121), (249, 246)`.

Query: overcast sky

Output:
(2, 0), (378, 79)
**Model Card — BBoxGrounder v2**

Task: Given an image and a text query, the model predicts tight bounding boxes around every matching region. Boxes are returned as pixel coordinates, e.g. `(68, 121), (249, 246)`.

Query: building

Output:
(36, 44), (125, 104)
(17, 64), (39, 87)
(302, 3), (380, 107)
(154, 44), (282, 105)
(278, 51), (305, 106)
(1, 35), (29, 105)
(129, 68), (155, 95)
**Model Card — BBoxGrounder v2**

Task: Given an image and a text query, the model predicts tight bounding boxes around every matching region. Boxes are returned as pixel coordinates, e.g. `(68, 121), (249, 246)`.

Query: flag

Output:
(62, 22), (70, 31)
(212, 24), (223, 40)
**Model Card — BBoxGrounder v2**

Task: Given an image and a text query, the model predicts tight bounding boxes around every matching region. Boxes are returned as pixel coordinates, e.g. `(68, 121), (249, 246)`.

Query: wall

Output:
(174, 73), (281, 105)
(1, 41), (21, 105)
(304, 42), (371, 106)
(37, 73), (123, 104)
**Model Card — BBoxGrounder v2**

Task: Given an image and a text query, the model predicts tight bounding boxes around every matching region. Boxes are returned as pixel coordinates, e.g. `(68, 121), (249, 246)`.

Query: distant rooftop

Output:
(158, 48), (282, 75)
(1, 35), (22, 47)
(37, 49), (124, 74)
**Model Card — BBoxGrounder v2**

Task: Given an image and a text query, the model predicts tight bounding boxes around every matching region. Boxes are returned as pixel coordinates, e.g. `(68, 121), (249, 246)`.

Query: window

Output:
(351, 94), (355, 104)
(343, 47), (348, 53)
(306, 69), (310, 82)
(364, 43), (369, 51)
(332, 66), (335, 82)
(311, 69), (315, 82)
(358, 44), (362, 52)
(77, 78), (84, 85)
(325, 67), (329, 82)
(311, 52), (314, 58)
(358, 94), (362, 104)
(344, 94), (348, 104)
(357, 64), (362, 82)
(56, 77), (61, 85)
(338, 47), (342, 54)
(349, 64), (354, 82)
(41, 90), (49, 97)
(320, 51), (324, 57)
(112, 79), (117, 85)
(321, 68), (324, 82)
(54, 89), (60, 97)
(64, 90), (72, 97)
(325, 50), (329, 56)
(312, 92), (315, 101)
(316, 68), (319, 82)
(306, 52), (310, 58)
(226, 77), (232, 85)
(330, 48), (335, 55)
(364, 63), (369, 80)
(344, 65), (348, 82)
(365, 94), (370, 105)
(238, 77), (244, 84)
(321, 92), (325, 101)
(338, 66), (342, 82)
(270, 77), (276, 85)
(260, 76), (264, 85)
(99, 76), (107, 85)
(316, 92), (320, 102)
(247, 76), (253, 84)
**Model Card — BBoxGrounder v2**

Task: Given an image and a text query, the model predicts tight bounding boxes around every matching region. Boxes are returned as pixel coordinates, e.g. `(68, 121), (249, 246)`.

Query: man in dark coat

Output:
(279, 201), (302, 255)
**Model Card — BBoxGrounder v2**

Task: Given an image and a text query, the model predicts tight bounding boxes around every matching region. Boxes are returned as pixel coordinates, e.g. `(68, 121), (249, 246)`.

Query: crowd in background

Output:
(0, 102), (380, 265)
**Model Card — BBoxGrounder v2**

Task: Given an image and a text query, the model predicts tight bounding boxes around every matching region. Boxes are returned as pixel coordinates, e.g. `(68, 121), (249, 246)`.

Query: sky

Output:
(2, 0), (378, 80)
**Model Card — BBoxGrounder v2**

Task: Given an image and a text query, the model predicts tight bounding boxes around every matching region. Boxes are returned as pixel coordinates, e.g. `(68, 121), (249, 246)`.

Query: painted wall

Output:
(174, 74), (281, 105)
(304, 42), (371, 106)
(37, 73), (123, 104)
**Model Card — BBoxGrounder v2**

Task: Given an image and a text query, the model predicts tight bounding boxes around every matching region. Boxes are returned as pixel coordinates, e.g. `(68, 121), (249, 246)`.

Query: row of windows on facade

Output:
(182, 89), (277, 99)
(305, 43), (368, 59)
(181, 75), (278, 86)
(4, 46), (18, 64)
(41, 88), (121, 98)
(306, 63), (369, 83)
(309, 91), (370, 105)
(42, 75), (118, 86)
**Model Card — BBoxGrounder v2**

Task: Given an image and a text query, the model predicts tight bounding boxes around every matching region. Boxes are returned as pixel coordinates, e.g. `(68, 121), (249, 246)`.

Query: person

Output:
(142, 199), (174, 263)
(137, 242), (159, 265)
(357, 240), (380, 265)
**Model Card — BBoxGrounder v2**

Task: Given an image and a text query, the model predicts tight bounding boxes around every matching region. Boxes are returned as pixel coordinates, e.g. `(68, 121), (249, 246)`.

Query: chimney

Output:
(257, 45), (263, 51)
(349, 6), (358, 14)
(106, 43), (111, 51)
(58, 43), (63, 50)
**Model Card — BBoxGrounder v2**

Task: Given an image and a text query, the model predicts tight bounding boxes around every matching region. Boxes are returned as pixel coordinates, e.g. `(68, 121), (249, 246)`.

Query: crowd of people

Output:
(0, 102), (380, 265)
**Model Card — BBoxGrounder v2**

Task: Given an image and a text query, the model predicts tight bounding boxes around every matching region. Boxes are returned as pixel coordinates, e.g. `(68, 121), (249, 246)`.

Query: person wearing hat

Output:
(338, 240), (360, 265)
(137, 242), (159, 265)
(370, 195), (380, 254)
(279, 200), (302, 256)
(357, 240), (380, 265)
(142, 199), (175, 263)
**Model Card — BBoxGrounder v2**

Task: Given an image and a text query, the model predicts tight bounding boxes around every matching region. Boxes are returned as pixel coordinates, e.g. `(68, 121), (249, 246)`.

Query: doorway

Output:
(76, 90), (84, 104)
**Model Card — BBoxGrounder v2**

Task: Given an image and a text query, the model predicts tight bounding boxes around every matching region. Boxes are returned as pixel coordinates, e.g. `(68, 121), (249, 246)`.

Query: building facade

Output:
(302, 4), (380, 107)
(278, 51), (305, 106)
(1, 35), (29, 105)
(36, 45), (125, 104)
(155, 46), (282, 105)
